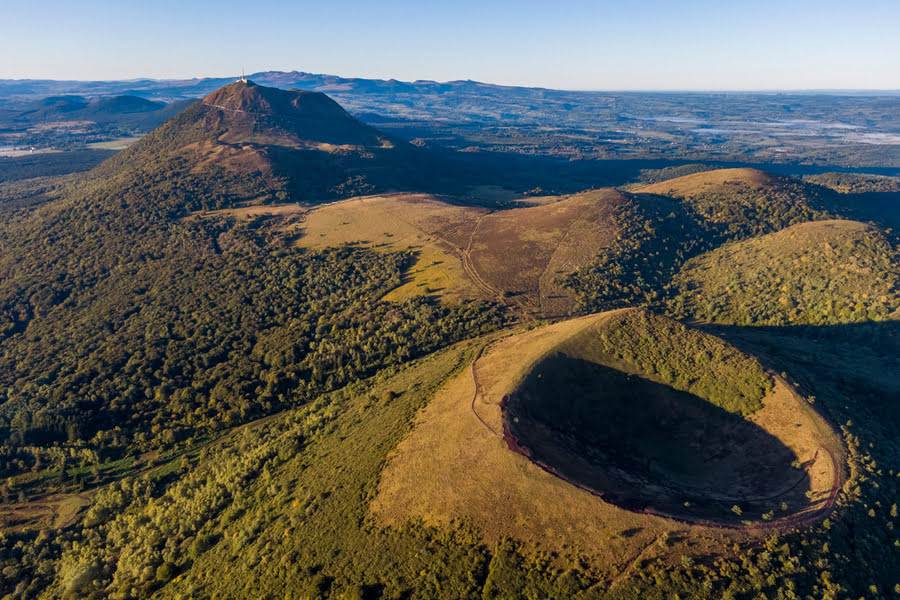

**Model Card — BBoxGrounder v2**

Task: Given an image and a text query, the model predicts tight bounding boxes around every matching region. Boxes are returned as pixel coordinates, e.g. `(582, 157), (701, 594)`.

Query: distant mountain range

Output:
(2, 71), (898, 173)
(1, 71), (899, 103)
(0, 71), (554, 103)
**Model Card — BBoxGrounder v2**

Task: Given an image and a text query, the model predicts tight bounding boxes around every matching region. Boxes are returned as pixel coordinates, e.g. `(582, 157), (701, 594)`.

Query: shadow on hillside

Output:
(505, 354), (808, 522)
(697, 320), (900, 436)
(833, 191), (900, 229)
(436, 150), (900, 205)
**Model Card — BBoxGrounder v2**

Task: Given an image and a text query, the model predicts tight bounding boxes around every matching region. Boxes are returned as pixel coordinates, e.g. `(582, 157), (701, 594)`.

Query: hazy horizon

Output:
(3, 0), (899, 91)
(2, 70), (899, 95)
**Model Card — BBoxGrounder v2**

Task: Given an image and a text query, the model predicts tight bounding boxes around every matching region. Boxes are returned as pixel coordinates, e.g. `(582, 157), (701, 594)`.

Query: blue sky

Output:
(3, 0), (898, 90)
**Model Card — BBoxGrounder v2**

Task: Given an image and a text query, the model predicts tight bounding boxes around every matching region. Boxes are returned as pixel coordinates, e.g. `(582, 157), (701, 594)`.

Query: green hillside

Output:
(559, 192), (709, 311)
(0, 83), (897, 600)
(562, 169), (898, 320)
(0, 88), (503, 495)
(669, 220), (900, 325)
(637, 168), (837, 239)
(562, 309), (773, 416)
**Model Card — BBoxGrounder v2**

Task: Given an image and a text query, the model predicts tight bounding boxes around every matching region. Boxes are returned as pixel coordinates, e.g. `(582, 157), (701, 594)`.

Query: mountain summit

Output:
(97, 80), (435, 205)
(198, 80), (394, 147)
(202, 80), (343, 117)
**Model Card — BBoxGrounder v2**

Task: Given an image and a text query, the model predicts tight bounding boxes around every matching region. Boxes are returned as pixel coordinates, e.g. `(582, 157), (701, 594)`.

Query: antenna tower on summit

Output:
(239, 66), (247, 84)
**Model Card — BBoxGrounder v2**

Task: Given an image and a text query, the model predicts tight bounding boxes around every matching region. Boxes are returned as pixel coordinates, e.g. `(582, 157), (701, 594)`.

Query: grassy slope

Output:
(637, 167), (836, 239)
(638, 167), (777, 195)
(294, 189), (631, 314)
(669, 220), (900, 325)
(468, 189), (627, 315)
(295, 193), (488, 304)
(373, 313), (678, 575)
(374, 310), (839, 574)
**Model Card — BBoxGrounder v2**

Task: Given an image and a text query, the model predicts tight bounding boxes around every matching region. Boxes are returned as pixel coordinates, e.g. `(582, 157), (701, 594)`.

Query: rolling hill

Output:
(562, 168), (889, 314)
(637, 167), (837, 239)
(0, 80), (896, 599)
(293, 188), (633, 315)
(1, 94), (176, 136)
(12, 95), (166, 123)
(669, 219), (900, 325)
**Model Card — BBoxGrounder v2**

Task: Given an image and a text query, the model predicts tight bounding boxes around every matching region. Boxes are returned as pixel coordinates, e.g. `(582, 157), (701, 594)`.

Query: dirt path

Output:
(373, 203), (507, 304)
(374, 201), (540, 313)
(202, 101), (250, 114)
(460, 214), (509, 302)
(469, 344), (502, 438)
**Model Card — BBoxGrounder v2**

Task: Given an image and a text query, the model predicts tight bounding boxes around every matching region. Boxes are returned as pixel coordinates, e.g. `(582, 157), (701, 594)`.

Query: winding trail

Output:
(372, 202), (508, 305)
(469, 344), (502, 438)
(459, 214), (515, 307)
(202, 101), (250, 114)
(466, 320), (842, 533)
(498, 407), (841, 531)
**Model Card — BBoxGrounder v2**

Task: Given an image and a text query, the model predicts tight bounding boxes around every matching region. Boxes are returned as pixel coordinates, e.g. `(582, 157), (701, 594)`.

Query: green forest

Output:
(0, 82), (897, 599)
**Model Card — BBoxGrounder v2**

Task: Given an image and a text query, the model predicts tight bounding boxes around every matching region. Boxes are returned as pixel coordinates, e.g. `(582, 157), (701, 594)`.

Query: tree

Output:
(155, 562), (176, 582)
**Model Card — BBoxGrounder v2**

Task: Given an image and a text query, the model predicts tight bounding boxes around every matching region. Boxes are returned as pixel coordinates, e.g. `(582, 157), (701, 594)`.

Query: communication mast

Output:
(239, 66), (247, 84)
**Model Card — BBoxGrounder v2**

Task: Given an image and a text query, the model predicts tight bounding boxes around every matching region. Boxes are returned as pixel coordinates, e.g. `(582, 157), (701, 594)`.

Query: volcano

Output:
(97, 79), (438, 203)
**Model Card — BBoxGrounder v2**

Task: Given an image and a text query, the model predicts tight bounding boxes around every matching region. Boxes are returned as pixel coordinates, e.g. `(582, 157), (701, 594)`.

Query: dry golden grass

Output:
(190, 187), (631, 312)
(297, 190), (628, 312)
(51, 494), (92, 528)
(637, 168), (776, 197)
(86, 136), (143, 150)
(296, 193), (487, 302)
(371, 310), (842, 572)
(748, 378), (839, 514)
(373, 312), (674, 574)
(468, 190), (625, 315)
